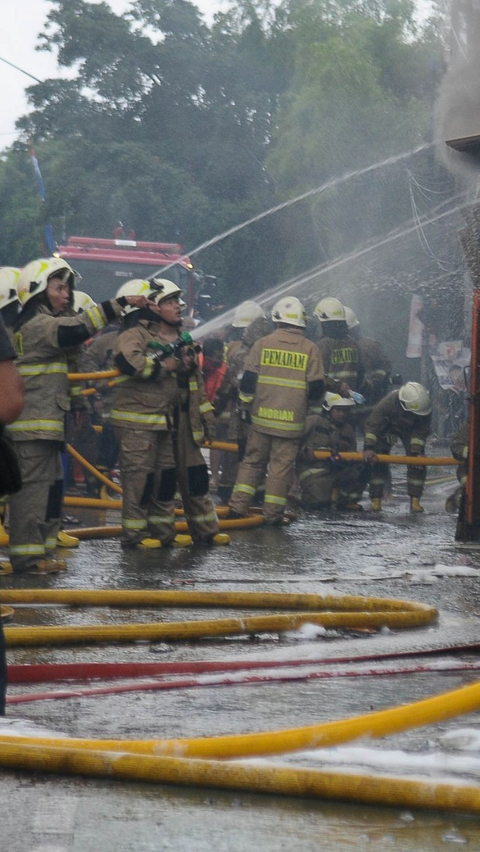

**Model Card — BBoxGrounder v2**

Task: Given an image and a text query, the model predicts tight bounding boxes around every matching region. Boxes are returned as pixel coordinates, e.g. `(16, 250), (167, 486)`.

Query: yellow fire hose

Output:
(68, 370), (119, 381)
(62, 496), (231, 516)
(0, 590), (435, 646)
(67, 444), (123, 494)
(0, 740), (479, 814)
(2, 676), (480, 762)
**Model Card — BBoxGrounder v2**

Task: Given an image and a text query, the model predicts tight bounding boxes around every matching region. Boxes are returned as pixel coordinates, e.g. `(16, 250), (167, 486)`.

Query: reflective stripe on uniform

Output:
(264, 494), (287, 506)
(189, 380), (199, 392)
(407, 477), (425, 487)
(9, 544), (45, 556)
(86, 305), (107, 332)
(110, 410), (167, 426)
(251, 414), (304, 432)
(18, 362), (68, 377)
(462, 447), (468, 459)
(45, 537), (57, 550)
(239, 392), (254, 404)
(192, 431), (204, 442)
(199, 401), (214, 414)
(123, 518), (148, 530)
(8, 419), (64, 433)
(309, 406), (323, 415)
(365, 432), (377, 442)
(233, 483), (255, 496)
(148, 515), (175, 525)
(257, 376), (307, 390)
(411, 438), (425, 447)
(185, 510), (218, 524)
(298, 468), (328, 482)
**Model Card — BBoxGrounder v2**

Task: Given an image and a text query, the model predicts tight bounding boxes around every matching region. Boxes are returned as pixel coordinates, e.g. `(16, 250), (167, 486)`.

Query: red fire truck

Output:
(55, 235), (196, 312)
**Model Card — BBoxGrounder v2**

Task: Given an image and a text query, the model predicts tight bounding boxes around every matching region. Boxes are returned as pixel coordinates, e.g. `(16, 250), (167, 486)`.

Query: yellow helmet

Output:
(0, 267), (21, 310)
(17, 257), (76, 307)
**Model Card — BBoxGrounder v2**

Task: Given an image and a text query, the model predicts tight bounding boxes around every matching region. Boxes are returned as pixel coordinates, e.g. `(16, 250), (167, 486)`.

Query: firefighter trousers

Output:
(230, 429), (299, 523)
(9, 440), (64, 573)
(172, 409), (219, 542)
(368, 437), (426, 499)
(115, 428), (178, 546)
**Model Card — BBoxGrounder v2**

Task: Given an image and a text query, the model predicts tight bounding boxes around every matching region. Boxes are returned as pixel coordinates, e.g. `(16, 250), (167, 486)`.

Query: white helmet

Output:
(73, 290), (96, 313)
(232, 300), (266, 328)
(150, 278), (186, 308)
(323, 392), (355, 411)
(398, 382), (432, 416)
(0, 267), (21, 310)
(271, 296), (306, 328)
(17, 257), (76, 307)
(314, 297), (346, 322)
(344, 306), (360, 330)
(116, 279), (155, 315)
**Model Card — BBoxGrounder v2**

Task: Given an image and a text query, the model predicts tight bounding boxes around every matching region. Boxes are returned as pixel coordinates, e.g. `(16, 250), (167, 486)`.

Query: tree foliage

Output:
(0, 0), (453, 314)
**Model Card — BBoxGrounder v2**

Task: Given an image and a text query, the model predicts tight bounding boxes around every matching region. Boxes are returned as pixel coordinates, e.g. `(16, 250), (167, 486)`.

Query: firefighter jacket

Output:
(110, 319), (214, 444)
(8, 299), (123, 443)
(364, 391), (431, 453)
(318, 334), (364, 391)
(239, 326), (325, 439)
(358, 337), (391, 402)
(297, 411), (357, 478)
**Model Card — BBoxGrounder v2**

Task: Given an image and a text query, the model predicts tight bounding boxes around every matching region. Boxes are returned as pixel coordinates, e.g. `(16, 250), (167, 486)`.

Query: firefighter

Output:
(446, 420), (468, 513)
(229, 296), (325, 525)
(314, 297), (364, 393)
(214, 308), (270, 503)
(80, 280), (149, 496)
(111, 279), (228, 548)
(296, 392), (365, 510)
(343, 306), (392, 422)
(4, 256), (150, 575)
(363, 381), (432, 513)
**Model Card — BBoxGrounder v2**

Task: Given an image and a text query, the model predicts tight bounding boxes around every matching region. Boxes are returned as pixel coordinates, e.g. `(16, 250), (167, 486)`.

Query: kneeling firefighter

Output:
(297, 392), (365, 510)
(5, 257), (149, 575)
(111, 279), (228, 548)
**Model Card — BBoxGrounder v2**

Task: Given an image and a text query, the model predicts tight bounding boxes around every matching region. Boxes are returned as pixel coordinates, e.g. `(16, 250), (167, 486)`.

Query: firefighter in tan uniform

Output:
(314, 297), (364, 393)
(229, 296), (325, 525)
(112, 279), (228, 548)
(214, 306), (270, 503)
(296, 392), (365, 510)
(363, 382), (432, 513)
(5, 257), (149, 575)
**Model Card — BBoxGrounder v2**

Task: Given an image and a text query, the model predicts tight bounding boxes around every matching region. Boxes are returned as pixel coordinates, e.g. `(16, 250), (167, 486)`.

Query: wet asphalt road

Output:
(2, 466), (480, 850)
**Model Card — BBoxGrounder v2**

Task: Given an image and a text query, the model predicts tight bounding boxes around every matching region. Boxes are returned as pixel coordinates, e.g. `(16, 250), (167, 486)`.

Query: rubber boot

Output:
(169, 534), (193, 548)
(0, 561), (13, 575)
(57, 530), (80, 548)
(198, 533), (231, 546)
(370, 497), (382, 512)
(410, 497), (424, 513)
(0, 514), (7, 540)
(135, 538), (161, 549)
